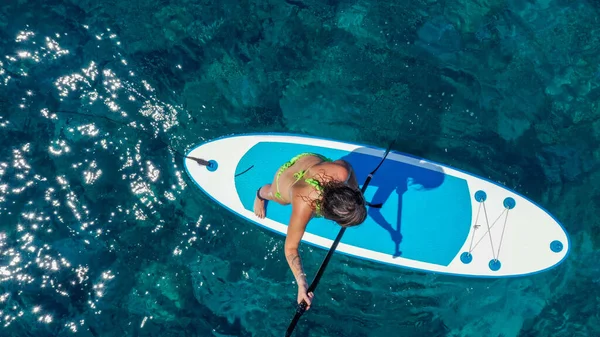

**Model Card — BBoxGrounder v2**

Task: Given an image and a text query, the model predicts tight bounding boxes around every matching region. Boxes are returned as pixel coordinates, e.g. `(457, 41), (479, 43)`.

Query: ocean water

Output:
(0, 0), (598, 336)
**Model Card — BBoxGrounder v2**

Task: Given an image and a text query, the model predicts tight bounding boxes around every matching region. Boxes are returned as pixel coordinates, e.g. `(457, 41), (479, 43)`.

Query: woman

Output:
(253, 152), (367, 310)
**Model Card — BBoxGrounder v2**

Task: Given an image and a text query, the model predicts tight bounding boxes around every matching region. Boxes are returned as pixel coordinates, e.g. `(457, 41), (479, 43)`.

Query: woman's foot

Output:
(254, 185), (269, 219)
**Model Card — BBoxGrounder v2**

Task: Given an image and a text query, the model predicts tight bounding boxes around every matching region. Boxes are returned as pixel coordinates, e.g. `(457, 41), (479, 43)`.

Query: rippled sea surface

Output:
(1, 0), (599, 336)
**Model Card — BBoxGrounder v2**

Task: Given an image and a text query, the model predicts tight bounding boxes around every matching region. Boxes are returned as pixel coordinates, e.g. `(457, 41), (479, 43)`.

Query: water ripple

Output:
(0, 20), (191, 334)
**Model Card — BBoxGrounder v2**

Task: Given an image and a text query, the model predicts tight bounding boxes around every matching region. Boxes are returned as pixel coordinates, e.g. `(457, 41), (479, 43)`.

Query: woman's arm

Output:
(347, 166), (359, 189)
(284, 196), (312, 284)
(284, 193), (315, 308)
(337, 160), (359, 189)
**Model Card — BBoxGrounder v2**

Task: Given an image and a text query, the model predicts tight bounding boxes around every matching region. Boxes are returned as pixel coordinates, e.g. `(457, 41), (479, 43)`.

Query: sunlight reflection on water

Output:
(0, 23), (195, 333)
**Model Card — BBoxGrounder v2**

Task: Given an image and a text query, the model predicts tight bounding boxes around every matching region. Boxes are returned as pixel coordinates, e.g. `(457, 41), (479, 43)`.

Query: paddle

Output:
(284, 140), (395, 337)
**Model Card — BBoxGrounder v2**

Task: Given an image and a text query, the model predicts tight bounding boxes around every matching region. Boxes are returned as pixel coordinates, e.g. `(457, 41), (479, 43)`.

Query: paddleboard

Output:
(184, 133), (570, 278)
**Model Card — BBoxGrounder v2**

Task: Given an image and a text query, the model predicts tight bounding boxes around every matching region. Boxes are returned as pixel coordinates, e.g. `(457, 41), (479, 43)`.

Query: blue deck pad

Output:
(234, 142), (472, 266)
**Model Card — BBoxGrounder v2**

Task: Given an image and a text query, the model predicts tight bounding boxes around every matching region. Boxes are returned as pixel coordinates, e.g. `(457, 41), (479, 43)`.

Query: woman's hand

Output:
(297, 283), (314, 310)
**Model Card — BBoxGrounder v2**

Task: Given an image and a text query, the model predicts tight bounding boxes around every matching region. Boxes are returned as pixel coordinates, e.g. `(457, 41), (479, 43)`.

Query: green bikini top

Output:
(274, 152), (332, 216)
(293, 170), (324, 216)
(292, 169), (323, 189)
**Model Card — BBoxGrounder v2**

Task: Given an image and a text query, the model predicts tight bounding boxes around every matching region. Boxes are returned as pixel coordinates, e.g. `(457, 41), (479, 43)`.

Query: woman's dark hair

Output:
(315, 180), (367, 227)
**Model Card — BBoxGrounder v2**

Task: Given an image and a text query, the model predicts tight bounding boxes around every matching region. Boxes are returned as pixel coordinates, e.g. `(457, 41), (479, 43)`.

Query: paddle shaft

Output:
(284, 141), (394, 337)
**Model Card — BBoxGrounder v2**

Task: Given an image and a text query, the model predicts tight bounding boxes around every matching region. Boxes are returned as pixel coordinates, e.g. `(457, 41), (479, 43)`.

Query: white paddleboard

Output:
(184, 133), (570, 278)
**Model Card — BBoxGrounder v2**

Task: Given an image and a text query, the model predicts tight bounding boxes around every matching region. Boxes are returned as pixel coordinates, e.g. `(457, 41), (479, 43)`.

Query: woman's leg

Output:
(254, 153), (322, 219)
(254, 165), (294, 218)
(254, 184), (273, 219)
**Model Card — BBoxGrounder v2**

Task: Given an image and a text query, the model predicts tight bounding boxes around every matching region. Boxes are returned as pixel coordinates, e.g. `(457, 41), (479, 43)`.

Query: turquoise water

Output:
(0, 0), (598, 336)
